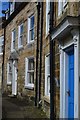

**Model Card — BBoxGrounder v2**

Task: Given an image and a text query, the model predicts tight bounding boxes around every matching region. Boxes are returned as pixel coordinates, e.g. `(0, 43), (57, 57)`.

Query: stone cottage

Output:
(2, 0), (80, 119)
(52, 1), (80, 118)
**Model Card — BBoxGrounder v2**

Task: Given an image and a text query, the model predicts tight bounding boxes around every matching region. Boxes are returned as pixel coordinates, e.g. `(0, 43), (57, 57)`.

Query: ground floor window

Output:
(7, 61), (12, 85)
(25, 57), (34, 89)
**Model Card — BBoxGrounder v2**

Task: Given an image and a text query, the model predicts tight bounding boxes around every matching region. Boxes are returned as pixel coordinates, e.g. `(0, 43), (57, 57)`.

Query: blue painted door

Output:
(68, 51), (74, 118)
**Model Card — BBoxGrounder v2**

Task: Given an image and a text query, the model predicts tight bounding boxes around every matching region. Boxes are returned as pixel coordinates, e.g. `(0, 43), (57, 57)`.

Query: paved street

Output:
(2, 94), (48, 120)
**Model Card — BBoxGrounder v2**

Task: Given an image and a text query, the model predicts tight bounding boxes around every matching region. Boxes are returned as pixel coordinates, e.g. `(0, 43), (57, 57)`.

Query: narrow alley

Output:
(2, 94), (48, 119)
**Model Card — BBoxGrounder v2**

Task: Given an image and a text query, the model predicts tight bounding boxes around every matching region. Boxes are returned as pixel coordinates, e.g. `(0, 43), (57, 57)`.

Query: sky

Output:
(0, 2), (9, 17)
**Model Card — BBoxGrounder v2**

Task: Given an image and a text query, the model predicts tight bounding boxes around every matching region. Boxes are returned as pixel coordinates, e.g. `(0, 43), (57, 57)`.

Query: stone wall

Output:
(0, 29), (4, 90)
(4, 2), (37, 99)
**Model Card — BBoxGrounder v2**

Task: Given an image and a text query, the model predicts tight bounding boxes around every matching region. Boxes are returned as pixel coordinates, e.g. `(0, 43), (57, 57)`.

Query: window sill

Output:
(18, 46), (23, 50)
(44, 95), (50, 104)
(0, 53), (3, 56)
(27, 40), (34, 45)
(11, 49), (16, 53)
(25, 84), (34, 90)
(7, 82), (12, 85)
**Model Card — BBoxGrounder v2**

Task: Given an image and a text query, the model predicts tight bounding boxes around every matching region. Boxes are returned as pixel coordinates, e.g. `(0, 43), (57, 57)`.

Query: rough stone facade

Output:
(3, 1), (80, 119)
(40, 2), (60, 118)
(4, 3), (37, 98)
(0, 28), (4, 90)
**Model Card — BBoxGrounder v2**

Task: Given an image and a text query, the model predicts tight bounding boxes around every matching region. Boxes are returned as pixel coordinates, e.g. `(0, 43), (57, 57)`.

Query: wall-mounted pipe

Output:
(38, 2), (43, 107)
(35, 2), (40, 106)
(50, 2), (56, 120)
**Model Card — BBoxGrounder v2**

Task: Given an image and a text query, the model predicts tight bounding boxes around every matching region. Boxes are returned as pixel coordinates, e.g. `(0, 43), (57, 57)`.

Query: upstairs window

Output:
(46, 0), (50, 34)
(28, 15), (34, 43)
(18, 23), (23, 48)
(10, 2), (15, 15)
(0, 36), (4, 55)
(11, 29), (16, 52)
(45, 54), (50, 96)
(63, 0), (67, 8)
(25, 57), (34, 89)
(58, 0), (68, 16)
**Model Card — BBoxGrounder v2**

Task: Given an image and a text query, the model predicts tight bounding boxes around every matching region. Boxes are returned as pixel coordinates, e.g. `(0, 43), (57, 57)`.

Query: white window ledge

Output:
(11, 49), (16, 53)
(18, 45), (23, 50)
(25, 84), (34, 89)
(7, 82), (12, 85)
(27, 40), (34, 45)
(0, 53), (3, 56)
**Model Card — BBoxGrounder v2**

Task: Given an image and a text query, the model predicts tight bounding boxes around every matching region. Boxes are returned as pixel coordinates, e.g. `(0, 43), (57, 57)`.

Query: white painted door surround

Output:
(59, 29), (79, 118)
(12, 60), (17, 95)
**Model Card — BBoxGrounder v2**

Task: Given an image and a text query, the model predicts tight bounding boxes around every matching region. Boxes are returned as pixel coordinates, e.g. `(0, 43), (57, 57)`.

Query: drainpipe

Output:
(49, 2), (56, 120)
(38, 2), (43, 107)
(35, 2), (40, 106)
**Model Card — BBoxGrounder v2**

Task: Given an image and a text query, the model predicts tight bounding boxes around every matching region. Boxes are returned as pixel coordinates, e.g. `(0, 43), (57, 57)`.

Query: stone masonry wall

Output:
(0, 29), (4, 89)
(4, 2), (37, 99)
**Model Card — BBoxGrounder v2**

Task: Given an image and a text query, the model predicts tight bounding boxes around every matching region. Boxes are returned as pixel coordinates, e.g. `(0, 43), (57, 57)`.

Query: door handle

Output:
(66, 90), (70, 96)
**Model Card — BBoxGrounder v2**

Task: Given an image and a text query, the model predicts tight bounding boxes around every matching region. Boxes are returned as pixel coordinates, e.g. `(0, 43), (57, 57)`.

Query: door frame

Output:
(66, 46), (74, 118)
(12, 60), (17, 95)
(60, 34), (79, 118)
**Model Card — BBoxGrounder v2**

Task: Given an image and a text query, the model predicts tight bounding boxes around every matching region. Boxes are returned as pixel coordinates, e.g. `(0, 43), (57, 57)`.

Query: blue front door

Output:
(68, 50), (74, 118)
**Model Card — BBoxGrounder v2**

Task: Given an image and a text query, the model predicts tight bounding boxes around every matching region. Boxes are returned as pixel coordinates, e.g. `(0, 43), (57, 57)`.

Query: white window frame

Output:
(11, 29), (16, 52)
(0, 35), (4, 55)
(45, 54), (50, 97)
(28, 15), (34, 44)
(63, 0), (67, 8)
(60, 31), (79, 118)
(18, 23), (23, 49)
(58, 0), (68, 16)
(46, 0), (50, 34)
(25, 57), (34, 89)
(7, 61), (12, 85)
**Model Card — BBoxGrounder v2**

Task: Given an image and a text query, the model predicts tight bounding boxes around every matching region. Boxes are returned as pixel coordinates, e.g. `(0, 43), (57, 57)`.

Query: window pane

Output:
(30, 29), (34, 41)
(20, 36), (23, 46)
(30, 16), (34, 29)
(47, 76), (50, 96)
(20, 24), (23, 35)
(28, 59), (34, 70)
(13, 30), (16, 40)
(9, 62), (12, 73)
(28, 72), (34, 84)
(13, 41), (15, 49)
